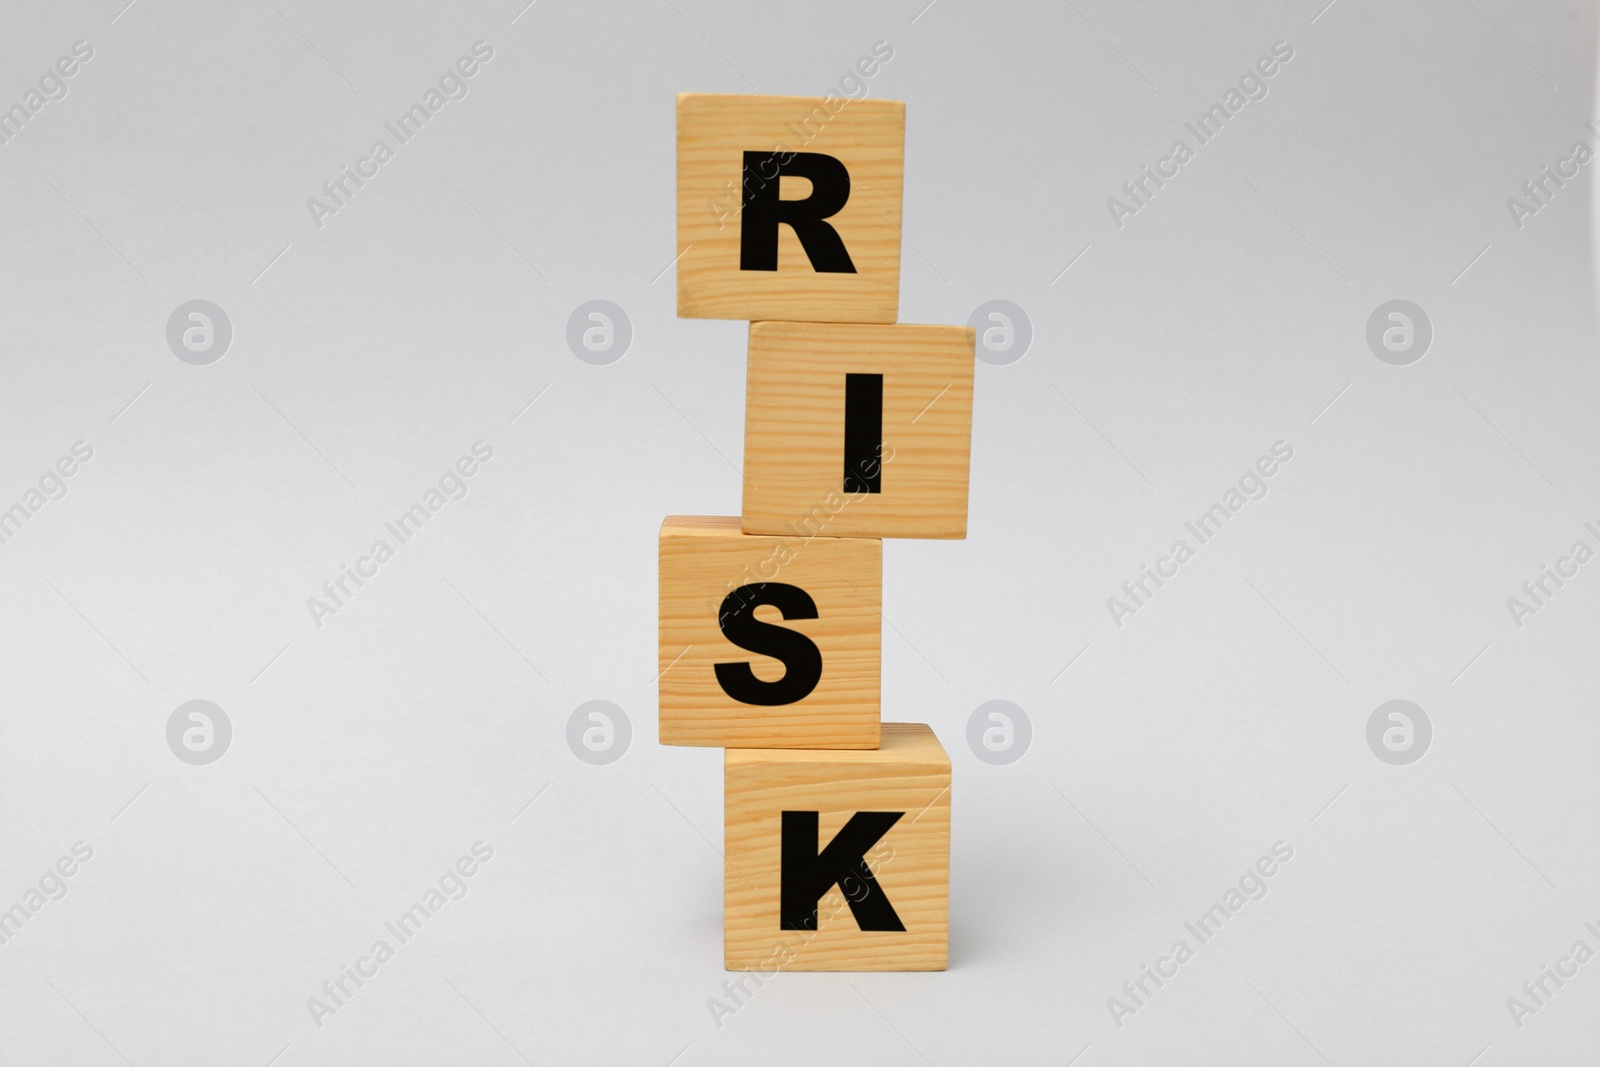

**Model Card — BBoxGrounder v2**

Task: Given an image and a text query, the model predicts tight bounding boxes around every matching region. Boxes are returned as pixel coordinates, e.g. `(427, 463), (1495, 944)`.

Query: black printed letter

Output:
(843, 373), (882, 494)
(781, 811), (905, 931)
(715, 583), (823, 705)
(740, 152), (857, 273)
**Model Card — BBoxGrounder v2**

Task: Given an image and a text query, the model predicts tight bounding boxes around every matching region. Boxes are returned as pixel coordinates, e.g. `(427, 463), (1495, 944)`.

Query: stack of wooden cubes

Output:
(662, 93), (975, 972)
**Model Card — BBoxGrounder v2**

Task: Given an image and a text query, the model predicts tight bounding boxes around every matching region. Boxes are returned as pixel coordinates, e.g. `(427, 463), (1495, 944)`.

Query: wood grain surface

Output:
(742, 321), (975, 539)
(724, 723), (950, 971)
(658, 515), (881, 749)
(677, 93), (904, 323)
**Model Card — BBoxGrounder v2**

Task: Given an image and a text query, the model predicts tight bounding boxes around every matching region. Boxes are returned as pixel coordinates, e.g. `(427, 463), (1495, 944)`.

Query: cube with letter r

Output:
(676, 92), (905, 323)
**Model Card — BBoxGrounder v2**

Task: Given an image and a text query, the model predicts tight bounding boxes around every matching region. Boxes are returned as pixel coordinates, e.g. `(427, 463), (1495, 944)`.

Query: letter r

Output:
(740, 152), (857, 273)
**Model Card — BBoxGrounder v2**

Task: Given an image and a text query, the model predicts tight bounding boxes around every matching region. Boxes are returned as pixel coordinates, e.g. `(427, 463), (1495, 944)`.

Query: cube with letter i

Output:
(742, 321), (975, 540)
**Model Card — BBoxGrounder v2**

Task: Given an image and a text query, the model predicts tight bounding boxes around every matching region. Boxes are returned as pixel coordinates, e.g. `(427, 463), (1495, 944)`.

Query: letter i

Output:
(843, 373), (883, 495)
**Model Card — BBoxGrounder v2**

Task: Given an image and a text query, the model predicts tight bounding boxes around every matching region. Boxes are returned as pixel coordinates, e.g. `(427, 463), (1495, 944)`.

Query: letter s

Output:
(714, 583), (823, 705)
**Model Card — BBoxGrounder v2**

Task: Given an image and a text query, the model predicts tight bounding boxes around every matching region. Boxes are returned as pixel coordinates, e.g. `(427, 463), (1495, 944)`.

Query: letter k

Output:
(780, 810), (905, 931)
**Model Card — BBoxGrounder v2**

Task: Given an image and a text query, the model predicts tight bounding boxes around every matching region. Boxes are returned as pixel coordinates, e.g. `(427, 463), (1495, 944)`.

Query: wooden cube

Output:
(742, 321), (975, 540)
(724, 723), (950, 971)
(676, 93), (904, 323)
(658, 516), (880, 749)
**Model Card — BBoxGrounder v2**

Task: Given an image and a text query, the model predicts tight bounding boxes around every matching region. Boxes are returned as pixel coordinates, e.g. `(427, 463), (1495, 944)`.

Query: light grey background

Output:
(1, 0), (1597, 1063)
